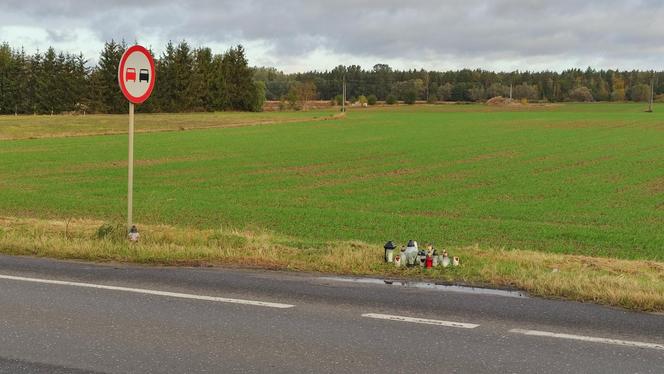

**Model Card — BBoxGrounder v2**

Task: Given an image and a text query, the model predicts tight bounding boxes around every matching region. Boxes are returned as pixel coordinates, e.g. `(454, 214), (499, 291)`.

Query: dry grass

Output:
(0, 110), (340, 140)
(1, 216), (662, 312)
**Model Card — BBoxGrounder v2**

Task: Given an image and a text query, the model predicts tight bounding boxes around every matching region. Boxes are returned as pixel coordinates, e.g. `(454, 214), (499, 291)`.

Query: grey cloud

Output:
(1, 0), (664, 71)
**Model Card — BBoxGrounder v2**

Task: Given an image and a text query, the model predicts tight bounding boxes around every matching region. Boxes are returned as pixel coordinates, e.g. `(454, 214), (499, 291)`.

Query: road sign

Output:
(117, 44), (155, 234)
(118, 45), (155, 104)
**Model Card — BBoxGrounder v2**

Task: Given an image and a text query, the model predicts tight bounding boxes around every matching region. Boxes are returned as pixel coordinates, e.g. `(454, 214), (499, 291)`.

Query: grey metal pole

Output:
(649, 77), (654, 112)
(128, 102), (134, 230)
(425, 71), (430, 102)
(342, 76), (346, 113)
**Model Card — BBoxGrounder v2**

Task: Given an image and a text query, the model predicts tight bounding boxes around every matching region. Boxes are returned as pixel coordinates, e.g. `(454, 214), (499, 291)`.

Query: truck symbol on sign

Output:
(139, 69), (150, 83)
(125, 68), (136, 82)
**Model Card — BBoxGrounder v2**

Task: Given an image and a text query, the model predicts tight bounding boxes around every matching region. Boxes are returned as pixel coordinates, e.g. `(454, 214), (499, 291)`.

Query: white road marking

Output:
(362, 313), (479, 329)
(0, 274), (294, 309)
(509, 329), (664, 351)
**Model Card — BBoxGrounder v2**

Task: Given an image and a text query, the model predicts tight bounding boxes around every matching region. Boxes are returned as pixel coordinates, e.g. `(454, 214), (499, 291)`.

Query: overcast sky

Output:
(1, 0), (663, 73)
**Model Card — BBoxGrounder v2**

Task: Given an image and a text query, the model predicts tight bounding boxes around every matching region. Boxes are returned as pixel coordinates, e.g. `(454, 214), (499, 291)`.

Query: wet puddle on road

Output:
(319, 276), (528, 298)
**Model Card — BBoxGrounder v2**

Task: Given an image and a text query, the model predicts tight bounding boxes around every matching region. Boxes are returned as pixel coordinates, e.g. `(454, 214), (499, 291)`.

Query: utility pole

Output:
(342, 75), (346, 113)
(425, 70), (430, 103)
(509, 83), (513, 101)
(648, 74), (655, 112)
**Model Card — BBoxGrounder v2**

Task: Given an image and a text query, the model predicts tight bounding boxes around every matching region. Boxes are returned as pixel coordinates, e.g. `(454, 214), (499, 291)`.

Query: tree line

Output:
(256, 65), (663, 104)
(2, 39), (663, 115)
(0, 40), (264, 114)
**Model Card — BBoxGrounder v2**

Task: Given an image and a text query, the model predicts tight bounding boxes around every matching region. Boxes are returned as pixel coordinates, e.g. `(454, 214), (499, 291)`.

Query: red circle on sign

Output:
(118, 45), (156, 104)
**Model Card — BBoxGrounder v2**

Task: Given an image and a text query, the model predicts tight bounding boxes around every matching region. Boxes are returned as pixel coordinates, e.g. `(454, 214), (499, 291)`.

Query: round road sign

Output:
(118, 45), (155, 104)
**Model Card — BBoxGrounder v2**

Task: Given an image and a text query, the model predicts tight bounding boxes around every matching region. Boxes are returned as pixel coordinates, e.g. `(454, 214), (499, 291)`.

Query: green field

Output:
(1, 103), (662, 260)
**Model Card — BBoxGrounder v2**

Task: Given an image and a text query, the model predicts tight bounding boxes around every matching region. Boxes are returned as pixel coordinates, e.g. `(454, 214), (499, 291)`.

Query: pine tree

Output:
(14, 48), (31, 114)
(173, 41), (194, 111)
(71, 53), (89, 112)
(35, 47), (59, 114)
(90, 40), (126, 113)
(210, 54), (227, 110)
(0, 43), (14, 114)
(221, 45), (258, 111)
(154, 41), (176, 112)
(188, 47), (214, 111)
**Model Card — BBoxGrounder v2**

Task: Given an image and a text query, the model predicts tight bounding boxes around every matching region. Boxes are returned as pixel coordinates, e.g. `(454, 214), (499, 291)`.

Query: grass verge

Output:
(1, 216), (662, 312)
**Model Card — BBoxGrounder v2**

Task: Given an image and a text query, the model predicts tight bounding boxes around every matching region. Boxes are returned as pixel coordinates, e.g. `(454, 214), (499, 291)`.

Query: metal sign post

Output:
(118, 45), (155, 234)
(127, 102), (135, 229)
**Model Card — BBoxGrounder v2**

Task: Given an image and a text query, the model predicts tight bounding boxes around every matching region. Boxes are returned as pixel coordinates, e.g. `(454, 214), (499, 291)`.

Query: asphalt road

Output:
(0, 254), (662, 373)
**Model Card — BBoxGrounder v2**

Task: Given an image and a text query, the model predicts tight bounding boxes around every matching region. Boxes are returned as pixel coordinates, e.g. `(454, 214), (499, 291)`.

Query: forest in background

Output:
(259, 65), (663, 105)
(0, 40), (264, 114)
(1, 40), (663, 114)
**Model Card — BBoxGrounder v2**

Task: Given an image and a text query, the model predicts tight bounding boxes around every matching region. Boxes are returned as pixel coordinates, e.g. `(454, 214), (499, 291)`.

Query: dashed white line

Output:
(0, 274), (294, 309)
(4, 272), (662, 352)
(509, 329), (664, 351)
(362, 313), (479, 329)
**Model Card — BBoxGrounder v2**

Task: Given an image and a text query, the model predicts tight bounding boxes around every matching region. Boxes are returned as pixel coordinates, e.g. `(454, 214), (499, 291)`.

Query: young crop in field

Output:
(0, 103), (662, 261)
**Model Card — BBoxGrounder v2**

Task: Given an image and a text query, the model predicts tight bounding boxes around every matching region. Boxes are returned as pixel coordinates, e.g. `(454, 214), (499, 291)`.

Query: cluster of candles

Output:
(384, 240), (460, 268)
(128, 225), (140, 242)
